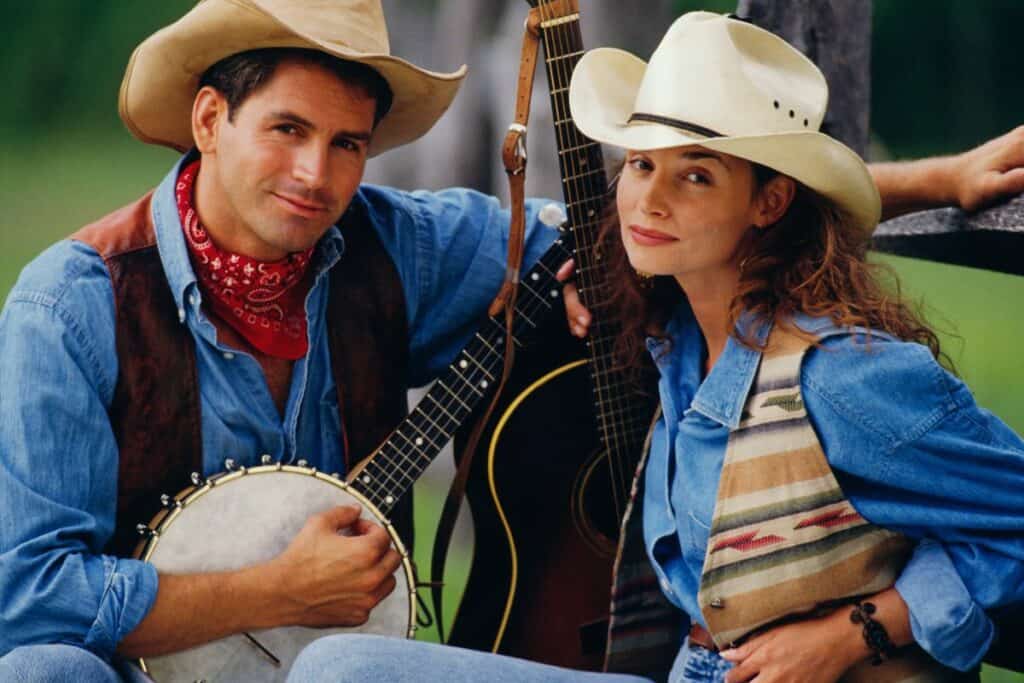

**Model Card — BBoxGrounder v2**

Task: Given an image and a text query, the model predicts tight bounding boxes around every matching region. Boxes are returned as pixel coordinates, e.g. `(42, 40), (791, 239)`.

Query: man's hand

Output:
(952, 125), (1024, 212)
(873, 125), (1024, 220)
(268, 505), (402, 627)
(556, 258), (592, 338)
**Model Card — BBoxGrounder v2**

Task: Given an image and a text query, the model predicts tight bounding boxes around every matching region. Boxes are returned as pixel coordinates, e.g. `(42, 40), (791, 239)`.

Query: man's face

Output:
(194, 60), (377, 260)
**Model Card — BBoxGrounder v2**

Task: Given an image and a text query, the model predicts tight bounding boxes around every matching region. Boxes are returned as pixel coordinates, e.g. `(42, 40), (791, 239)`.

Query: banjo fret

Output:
(350, 237), (572, 513)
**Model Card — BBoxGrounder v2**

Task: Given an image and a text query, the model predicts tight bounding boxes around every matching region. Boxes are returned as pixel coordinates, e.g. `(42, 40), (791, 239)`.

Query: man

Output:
(0, 1), (559, 680)
(2, 1), (1024, 682)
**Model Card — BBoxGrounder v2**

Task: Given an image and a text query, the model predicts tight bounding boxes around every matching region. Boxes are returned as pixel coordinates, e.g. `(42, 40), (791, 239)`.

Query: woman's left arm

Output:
(801, 335), (1024, 668)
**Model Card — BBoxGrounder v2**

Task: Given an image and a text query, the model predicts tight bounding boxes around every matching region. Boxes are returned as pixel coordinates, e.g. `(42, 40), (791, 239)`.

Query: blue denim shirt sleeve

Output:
(0, 241), (158, 659)
(357, 185), (560, 386)
(895, 540), (994, 671)
(804, 334), (1024, 670)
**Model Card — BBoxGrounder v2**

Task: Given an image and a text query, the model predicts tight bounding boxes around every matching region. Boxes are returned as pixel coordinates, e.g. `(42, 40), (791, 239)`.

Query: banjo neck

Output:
(533, 0), (653, 500)
(348, 238), (572, 514)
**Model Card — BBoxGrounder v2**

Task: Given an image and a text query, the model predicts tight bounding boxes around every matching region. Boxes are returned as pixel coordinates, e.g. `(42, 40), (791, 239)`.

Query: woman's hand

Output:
(720, 609), (868, 683)
(556, 258), (592, 338)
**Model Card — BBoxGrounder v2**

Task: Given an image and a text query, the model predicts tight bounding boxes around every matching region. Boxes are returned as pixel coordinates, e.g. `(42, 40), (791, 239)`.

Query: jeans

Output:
(668, 639), (733, 683)
(286, 635), (654, 683)
(0, 645), (152, 683)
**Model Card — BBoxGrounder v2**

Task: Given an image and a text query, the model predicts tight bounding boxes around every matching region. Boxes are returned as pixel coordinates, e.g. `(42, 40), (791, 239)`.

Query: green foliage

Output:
(872, 0), (1024, 158)
(0, 1), (193, 137)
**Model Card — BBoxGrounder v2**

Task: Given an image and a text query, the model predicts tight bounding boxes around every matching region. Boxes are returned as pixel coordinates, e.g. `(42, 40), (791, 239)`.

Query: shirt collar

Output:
(151, 152), (348, 317)
(647, 302), (773, 430)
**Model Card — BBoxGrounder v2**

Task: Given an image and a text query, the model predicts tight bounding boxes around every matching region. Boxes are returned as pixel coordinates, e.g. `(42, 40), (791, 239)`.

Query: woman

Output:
(287, 12), (1024, 683)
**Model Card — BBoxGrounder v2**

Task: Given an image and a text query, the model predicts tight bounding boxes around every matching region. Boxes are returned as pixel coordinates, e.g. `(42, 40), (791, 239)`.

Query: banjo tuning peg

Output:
(260, 454), (273, 465)
(224, 458), (237, 471)
(161, 493), (182, 509)
(190, 472), (205, 486)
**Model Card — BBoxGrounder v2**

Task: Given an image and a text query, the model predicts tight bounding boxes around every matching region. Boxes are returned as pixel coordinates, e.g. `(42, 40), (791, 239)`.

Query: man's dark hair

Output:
(198, 48), (394, 127)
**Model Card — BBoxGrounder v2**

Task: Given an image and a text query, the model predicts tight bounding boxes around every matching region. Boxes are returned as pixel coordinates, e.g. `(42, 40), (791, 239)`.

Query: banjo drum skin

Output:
(133, 461), (415, 682)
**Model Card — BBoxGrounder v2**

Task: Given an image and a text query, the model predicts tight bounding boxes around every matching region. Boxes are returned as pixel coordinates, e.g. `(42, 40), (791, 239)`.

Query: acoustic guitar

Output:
(448, 0), (658, 669)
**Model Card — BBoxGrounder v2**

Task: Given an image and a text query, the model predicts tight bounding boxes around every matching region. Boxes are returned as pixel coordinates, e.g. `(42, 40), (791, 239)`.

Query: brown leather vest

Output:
(72, 192), (412, 557)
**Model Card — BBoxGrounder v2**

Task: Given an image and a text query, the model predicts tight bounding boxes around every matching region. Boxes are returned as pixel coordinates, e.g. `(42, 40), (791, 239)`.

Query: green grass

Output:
(2, 133), (1021, 679)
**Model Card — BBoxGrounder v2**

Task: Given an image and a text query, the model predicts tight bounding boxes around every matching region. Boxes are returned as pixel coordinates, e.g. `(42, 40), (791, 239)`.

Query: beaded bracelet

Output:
(850, 601), (897, 665)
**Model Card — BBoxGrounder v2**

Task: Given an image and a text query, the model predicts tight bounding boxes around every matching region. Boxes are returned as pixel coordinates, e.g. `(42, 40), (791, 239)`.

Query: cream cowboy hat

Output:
(119, 0), (466, 158)
(569, 12), (881, 235)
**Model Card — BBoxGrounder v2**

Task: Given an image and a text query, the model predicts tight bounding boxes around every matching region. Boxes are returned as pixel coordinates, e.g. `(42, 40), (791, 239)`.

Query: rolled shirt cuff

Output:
(895, 539), (994, 671)
(83, 556), (159, 660)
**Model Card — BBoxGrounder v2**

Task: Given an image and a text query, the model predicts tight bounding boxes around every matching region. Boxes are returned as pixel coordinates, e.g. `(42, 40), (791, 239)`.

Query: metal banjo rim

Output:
(132, 464), (418, 676)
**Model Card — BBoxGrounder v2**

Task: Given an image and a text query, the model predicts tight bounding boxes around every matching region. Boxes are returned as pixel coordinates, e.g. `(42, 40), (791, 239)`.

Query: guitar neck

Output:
(536, 0), (653, 464)
(350, 237), (573, 514)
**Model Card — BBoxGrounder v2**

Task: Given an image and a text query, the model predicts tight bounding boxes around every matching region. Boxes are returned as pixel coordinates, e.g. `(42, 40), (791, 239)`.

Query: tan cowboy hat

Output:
(569, 12), (880, 235)
(119, 0), (466, 158)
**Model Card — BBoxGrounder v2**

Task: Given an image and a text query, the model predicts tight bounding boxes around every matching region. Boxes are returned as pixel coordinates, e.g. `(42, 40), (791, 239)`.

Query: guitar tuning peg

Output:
(190, 472), (205, 486)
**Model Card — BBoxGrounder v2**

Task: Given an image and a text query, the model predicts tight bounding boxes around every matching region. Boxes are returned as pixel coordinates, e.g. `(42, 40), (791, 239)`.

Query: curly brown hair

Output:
(596, 163), (951, 372)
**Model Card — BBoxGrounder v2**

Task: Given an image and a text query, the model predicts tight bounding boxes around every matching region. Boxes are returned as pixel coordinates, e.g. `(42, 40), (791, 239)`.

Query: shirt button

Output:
(177, 307), (186, 323)
(222, 352), (235, 360)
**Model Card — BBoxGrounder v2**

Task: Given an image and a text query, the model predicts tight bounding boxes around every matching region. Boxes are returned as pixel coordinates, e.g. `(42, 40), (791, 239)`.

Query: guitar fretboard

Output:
(536, 0), (655, 514)
(351, 237), (573, 513)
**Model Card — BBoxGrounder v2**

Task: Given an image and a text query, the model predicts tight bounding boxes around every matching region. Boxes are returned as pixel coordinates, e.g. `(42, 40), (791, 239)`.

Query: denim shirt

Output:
(643, 303), (1024, 671)
(0, 155), (559, 658)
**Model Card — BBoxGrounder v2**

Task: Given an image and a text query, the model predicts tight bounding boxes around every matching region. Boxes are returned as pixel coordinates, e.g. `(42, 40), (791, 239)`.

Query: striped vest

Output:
(605, 327), (972, 682)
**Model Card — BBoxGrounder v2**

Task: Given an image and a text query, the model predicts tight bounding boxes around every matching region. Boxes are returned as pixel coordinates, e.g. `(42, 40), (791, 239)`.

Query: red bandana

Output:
(176, 160), (314, 360)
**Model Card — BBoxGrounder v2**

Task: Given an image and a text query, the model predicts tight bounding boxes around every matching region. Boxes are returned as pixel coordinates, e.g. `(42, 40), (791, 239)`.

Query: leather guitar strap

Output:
(430, 7), (542, 643)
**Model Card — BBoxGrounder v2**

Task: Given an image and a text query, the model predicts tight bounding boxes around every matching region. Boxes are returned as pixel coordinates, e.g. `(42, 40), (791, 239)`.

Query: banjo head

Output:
(134, 465), (415, 682)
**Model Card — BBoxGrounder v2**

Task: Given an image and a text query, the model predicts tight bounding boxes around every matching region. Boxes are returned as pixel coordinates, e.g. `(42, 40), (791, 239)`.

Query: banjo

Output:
(131, 233), (572, 682)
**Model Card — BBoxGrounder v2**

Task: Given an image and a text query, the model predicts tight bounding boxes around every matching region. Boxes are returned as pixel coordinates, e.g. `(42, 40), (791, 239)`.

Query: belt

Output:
(687, 623), (720, 652)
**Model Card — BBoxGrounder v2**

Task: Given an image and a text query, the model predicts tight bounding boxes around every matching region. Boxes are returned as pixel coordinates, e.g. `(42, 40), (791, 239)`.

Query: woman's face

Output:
(616, 145), (764, 285)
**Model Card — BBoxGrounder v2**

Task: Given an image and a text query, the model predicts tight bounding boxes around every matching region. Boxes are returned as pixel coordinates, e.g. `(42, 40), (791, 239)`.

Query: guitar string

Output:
(540, 0), (622, 516)
(542, 3), (634, 521)
(543, 4), (633, 518)
(557, 5), (652, 511)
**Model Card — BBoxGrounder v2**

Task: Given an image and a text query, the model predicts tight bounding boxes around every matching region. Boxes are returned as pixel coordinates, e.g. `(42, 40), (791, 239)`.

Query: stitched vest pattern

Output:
(697, 329), (963, 682)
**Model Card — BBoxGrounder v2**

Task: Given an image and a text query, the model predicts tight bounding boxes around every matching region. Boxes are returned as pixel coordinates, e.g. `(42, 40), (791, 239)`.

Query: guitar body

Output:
(449, 325), (620, 668)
